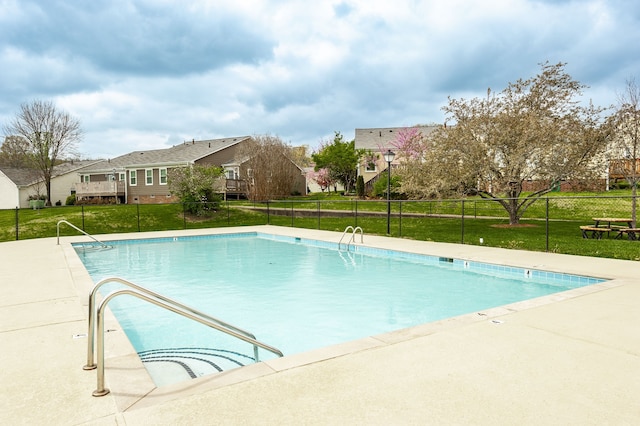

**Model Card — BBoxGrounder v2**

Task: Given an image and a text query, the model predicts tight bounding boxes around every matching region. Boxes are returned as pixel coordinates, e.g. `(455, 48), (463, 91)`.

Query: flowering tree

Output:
(312, 132), (363, 193)
(389, 126), (427, 161)
(308, 168), (333, 192)
(389, 126), (436, 198)
(396, 63), (609, 224)
(168, 164), (223, 216)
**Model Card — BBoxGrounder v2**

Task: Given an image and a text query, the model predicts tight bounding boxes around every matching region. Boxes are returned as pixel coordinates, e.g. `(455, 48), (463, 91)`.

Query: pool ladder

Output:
(83, 277), (283, 397)
(338, 226), (363, 251)
(56, 219), (109, 248)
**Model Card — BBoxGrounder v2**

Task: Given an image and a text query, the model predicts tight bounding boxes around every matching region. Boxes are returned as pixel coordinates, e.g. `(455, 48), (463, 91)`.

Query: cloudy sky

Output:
(1, 0), (639, 159)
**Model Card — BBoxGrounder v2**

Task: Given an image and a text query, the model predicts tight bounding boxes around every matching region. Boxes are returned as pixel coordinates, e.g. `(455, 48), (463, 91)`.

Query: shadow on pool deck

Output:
(1, 225), (639, 425)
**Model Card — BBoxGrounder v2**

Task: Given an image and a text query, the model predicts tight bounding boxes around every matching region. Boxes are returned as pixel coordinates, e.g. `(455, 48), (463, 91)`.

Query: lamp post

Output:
(383, 149), (395, 234)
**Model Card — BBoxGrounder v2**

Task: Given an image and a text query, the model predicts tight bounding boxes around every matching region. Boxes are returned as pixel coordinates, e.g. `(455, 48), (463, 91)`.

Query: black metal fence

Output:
(2, 195), (638, 258)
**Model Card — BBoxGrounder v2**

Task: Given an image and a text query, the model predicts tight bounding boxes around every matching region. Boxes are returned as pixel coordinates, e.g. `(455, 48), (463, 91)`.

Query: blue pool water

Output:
(76, 232), (603, 383)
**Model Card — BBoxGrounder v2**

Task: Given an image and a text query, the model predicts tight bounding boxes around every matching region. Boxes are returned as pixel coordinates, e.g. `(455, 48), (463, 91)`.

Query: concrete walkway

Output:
(1, 226), (639, 425)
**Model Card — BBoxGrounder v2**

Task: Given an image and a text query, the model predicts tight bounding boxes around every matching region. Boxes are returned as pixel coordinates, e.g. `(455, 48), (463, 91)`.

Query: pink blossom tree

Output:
(307, 168), (333, 192)
(388, 127), (427, 161)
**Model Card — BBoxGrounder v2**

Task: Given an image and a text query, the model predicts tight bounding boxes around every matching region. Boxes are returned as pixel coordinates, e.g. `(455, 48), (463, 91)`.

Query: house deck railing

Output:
(225, 179), (248, 193)
(75, 181), (125, 197)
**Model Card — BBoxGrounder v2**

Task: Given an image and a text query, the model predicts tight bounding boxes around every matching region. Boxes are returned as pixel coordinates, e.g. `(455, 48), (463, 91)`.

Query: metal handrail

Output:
(338, 226), (364, 251)
(84, 277), (283, 397)
(56, 219), (108, 247)
(84, 277), (262, 369)
(338, 226), (354, 249)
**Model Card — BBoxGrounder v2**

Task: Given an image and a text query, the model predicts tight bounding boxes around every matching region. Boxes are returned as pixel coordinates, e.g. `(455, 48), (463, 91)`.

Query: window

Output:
(129, 170), (137, 186)
(82, 175), (90, 183)
(159, 168), (168, 185)
(119, 172), (125, 181)
(146, 169), (153, 185)
(365, 161), (377, 172)
(225, 167), (238, 179)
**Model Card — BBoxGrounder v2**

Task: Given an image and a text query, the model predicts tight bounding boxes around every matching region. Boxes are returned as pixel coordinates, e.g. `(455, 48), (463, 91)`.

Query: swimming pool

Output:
(76, 232), (604, 386)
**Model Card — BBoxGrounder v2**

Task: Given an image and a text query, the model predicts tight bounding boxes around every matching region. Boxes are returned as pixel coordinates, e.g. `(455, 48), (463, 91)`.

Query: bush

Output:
(168, 165), (223, 216)
(372, 174), (402, 199)
(356, 175), (365, 198)
(65, 194), (76, 205)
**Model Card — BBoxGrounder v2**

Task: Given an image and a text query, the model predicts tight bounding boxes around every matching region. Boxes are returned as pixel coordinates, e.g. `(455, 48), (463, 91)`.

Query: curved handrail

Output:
(351, 226), (364, 246)
(84, 277), (283, 396)
(338, 226), (364, 251)
(338, 226), (355, 250)
(84, 277), (271, 371)
(56, 219), (108, 248)
(89, 288), (283, 397)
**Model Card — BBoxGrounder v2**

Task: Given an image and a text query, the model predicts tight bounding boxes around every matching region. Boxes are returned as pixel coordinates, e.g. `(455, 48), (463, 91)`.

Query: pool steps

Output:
(138, 347), (254, 380)
(84, 277), (283, 397)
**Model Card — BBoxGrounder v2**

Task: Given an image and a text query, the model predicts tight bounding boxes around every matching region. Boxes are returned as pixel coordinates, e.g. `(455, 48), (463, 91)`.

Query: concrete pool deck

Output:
(1, 225), (639, 425)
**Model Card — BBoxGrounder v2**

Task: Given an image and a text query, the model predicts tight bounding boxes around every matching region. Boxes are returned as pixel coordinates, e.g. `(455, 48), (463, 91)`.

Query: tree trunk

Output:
(507, 197), (520, 225)
(45, 177), (52, 207)
(632, 182), (637, 228)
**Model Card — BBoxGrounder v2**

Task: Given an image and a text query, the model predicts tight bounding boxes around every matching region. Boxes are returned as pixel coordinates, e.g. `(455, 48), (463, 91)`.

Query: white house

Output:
(0, 161), (100, 209)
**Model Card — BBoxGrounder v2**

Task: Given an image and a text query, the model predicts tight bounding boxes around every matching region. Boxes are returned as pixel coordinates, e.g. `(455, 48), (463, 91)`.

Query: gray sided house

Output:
(354, 126), (438, 190)
(75, 136), (308, 204)
(0, 161), (99, 209)
(75, 137), (252, 204)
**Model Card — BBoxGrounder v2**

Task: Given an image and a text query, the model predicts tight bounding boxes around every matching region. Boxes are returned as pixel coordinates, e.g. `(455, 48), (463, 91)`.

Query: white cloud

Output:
(1, 0), (638, 157)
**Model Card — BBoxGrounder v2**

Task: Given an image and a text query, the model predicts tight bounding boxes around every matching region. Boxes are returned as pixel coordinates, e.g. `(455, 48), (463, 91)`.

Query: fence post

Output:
(183, 203), (186, 229)
(354, 200), (358, 227)
(291, 201), (294, 227)
(399, 201), (403, 237)
(545, 197), (549, 252)
(267, 200), (270, 225)
(15, 207), (19, 241)
(136, 203), (140, 232)
(317, 201), (320, 229)
(461, 199), (465, 244)
(82, 205), (85, 231)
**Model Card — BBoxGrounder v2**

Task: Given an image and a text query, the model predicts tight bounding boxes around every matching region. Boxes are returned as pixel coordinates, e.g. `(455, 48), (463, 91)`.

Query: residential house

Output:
(610, 158), (640, 180)
(0, 161), (99, 209)
(354, 126), (439, 192)
(75, 136), (308, 203)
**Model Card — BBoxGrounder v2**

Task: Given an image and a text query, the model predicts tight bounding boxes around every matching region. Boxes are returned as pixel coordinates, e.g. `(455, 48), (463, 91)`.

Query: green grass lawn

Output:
(1, 193), (638, 261)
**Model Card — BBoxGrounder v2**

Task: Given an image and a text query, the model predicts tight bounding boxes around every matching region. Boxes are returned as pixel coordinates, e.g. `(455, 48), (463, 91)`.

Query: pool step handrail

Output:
(84, 277), (283, 397)
(338, 226), (364, 251)
(56, 219), (108, 248)
(84, 277), (263, 370)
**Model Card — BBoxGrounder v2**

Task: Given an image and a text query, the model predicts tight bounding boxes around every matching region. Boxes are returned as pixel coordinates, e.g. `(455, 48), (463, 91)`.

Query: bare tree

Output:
(4, 100), (82, 206)
(238, 135), (301, 201)
(609, 77), (640, 226)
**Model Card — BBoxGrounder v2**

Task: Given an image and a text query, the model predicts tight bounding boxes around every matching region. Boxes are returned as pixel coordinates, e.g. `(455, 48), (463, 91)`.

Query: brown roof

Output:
(80, 136), (251, 173)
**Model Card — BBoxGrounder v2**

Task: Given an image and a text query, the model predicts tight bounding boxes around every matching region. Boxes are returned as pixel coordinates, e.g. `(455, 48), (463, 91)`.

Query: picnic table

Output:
(581, 218), (639, 240)
(592, 218), (633, 228)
